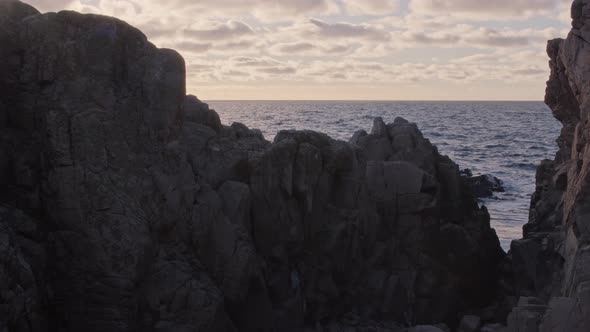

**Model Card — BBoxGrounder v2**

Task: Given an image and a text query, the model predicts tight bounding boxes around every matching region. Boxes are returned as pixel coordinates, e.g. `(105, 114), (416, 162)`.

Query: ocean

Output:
(207, 101), (561, 250)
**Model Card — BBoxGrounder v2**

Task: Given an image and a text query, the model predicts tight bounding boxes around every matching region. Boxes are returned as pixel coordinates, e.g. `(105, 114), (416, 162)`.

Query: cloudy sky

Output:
(28, 0), (571, 100)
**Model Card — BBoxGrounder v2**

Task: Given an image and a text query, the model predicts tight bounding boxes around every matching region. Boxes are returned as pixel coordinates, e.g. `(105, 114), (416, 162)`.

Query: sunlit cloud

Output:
(409, 0), (562, 19)
(24, 0), (574, 100)
(344, 0), (401, 16)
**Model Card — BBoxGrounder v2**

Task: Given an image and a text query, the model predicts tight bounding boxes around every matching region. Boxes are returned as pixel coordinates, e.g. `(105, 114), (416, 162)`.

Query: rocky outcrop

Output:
(461, 172), (505, 199)
(0, 1), (506, 331)
(505, 1), (590, 331)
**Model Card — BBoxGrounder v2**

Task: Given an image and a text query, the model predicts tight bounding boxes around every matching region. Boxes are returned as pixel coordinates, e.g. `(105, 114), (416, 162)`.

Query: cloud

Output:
(463, 27), (530, 47)
(303, 18), (391, 41)
(451, 53), (499, 64)
(224, 70), (251, 77)
(272, 42), (317, 53)
(409, 0), (562, 19)
(268, 42), (355, 56)
(558, 1), (572, 25)
(512, 68), (546, 76)
(24, 0), (567, 100)
(256, 67), (297, 75)
(63, 0), (341, 23)
(216, 40), (258, 51)
(24, 0), (77, 12)
(183, 21), (254, 40)
(162, 38), (259, 55)
(402, 32), (461, 45)
(399, 25), (560, 48)
(143, 0), (339, 22)
(187, 63), (217, 71)
(344, 0), (400, 16)
(173, 42), (213, 53)
(231, 56), (287, 67)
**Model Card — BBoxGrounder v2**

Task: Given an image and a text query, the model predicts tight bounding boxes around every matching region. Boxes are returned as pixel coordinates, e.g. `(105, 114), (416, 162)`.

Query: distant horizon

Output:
(206, 99), (545, 102)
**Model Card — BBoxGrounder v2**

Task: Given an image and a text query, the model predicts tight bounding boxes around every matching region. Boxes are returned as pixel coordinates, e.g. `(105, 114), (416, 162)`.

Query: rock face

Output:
(0, 1), (506, 331)
(505, 1), (590, 331)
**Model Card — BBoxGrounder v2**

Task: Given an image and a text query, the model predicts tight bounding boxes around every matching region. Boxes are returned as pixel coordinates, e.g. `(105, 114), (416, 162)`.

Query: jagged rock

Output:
(406, 326), (446, 332)
(505, 1), (590, 331)
(506, 298), (547, 332)
(0, 1), (506, 331)
(372, 117), (388, 136)
(537, 297), (576, 332)
(457, 315), (481, 332)
(465, 174), (505, 198)
(481, 324), (506, 332)
(0, 1), (229, 330)
(184, 95), (222, 132)
(141, 245), (236, 332)
(218, 181), (252, 230)
(0, 208), (46, 332)
(460, 169), (473, 177)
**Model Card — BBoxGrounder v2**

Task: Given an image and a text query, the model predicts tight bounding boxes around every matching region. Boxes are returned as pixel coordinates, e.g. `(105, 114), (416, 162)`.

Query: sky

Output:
(27, 0), (572, 101)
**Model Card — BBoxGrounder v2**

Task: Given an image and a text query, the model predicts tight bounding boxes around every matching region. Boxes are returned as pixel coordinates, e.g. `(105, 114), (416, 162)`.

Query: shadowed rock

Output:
(464, 174), (505, 198)
(0, 1), (506, 331)
(505, 1), (590, 331)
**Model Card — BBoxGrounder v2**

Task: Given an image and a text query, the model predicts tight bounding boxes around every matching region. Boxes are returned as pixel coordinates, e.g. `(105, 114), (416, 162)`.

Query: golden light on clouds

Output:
(27, 0), (571, 100)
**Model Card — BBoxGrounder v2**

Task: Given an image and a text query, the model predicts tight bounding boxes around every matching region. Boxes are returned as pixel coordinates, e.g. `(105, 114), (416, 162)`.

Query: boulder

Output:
(372, 117), (388, 136)
(407, 326), (446, 332)
(481, 324), (507, 332)
(506, 298), (547, 332)
(184, 95), (222, 132)
(458, 315), (481, 332)
(465, 174), (505, 198)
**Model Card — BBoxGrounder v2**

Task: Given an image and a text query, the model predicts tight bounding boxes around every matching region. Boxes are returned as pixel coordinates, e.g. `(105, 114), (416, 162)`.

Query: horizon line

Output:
(205, 99), (545, 103)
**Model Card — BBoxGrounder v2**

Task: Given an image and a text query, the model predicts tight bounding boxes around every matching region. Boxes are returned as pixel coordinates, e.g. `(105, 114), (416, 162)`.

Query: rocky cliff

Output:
(0, 1), (507, 331)
(505, 0), (590, 331)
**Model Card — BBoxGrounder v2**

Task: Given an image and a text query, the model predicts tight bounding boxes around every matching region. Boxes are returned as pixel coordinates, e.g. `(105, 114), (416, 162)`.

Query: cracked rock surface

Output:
(0, 1), (509, 331)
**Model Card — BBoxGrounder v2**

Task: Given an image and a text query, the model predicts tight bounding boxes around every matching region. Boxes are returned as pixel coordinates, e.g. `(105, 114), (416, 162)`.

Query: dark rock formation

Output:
(463, 173), (505, 199)
(505, 1), (590, 331)
(0, 1), (507, 331)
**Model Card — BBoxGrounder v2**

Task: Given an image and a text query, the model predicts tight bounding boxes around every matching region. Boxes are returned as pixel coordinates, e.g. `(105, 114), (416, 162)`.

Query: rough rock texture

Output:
(505, 1), (590, 331)
(0, 1), (506, 331)
(464, 174), (505, 199)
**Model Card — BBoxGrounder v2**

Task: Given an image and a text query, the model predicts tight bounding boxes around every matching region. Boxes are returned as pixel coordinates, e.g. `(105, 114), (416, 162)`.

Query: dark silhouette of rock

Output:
(457, 315), (481, 332)
(465, 174), (505, 198)
(185, 95), (223, 133)
(504, 1), (590, 331)
(0, 1), (508, 331)
(460, 169), (473, 177)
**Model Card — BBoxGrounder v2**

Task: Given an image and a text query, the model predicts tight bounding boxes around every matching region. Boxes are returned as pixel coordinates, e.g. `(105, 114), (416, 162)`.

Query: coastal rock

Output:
(457, 315), (481, 332)
(185, 95), (223, 132)
(0, 1), (229, 330)
(0, 208), (46, 332)
(0, 1), (506, 331)
(465, 174), (505, 198)
(407, 326), (446, 332)
(481, 324), (506, 332)
(505, 1), (590, 331)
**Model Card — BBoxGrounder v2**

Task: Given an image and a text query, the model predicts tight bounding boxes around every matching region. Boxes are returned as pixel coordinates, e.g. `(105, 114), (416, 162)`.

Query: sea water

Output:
(208, 101), (561, 250)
